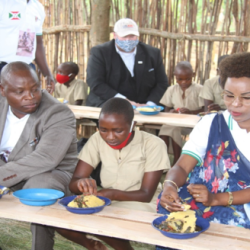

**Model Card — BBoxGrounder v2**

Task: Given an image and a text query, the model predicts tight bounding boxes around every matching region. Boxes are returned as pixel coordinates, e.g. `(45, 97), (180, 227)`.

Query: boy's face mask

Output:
(56, 73), (72, 84)
(106, 121), (134, 150)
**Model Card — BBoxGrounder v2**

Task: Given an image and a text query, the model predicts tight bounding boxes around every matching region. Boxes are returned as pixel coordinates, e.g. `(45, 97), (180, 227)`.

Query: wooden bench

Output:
(0, 195), (249, 249)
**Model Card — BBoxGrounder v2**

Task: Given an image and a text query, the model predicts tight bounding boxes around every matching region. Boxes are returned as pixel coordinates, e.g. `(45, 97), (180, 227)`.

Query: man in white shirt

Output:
(0, 0), (55, 93)
(86, 18), (168, 107)
(0, 62), (78, 250)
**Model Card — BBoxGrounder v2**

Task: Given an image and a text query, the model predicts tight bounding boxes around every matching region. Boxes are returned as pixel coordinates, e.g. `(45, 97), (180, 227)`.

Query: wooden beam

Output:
(43, 25), (250, 43)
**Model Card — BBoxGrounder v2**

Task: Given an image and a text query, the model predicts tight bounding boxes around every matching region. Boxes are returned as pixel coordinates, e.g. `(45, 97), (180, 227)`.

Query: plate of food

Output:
(59, 194), (111, 214)
(0, 185), (10, 199)
(13, 188), (64, 206)
(152, 210), (210, 239)
(136, 106), (164, 115)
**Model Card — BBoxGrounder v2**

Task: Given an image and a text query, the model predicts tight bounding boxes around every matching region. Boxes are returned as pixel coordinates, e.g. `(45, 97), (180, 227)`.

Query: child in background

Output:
(54, 62), (88, 105)
(199, 55), (229, 112)
(159, 61), (204, 166)
(56, 98), (170, 250)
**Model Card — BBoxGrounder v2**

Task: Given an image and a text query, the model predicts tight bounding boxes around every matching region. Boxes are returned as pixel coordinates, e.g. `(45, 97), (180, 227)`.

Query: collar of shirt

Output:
(115, 44), (137, 77)
(8, 106), (30, 122)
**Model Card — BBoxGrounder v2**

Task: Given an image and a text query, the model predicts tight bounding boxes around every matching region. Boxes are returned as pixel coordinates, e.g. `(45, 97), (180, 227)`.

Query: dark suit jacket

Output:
(86, 40), (168, 107)
(0, 91), (78, 187)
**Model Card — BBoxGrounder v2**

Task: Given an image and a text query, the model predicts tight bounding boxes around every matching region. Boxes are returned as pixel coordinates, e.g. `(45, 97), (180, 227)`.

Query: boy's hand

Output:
(76, 178), (97, 195)
(179, 107), (191, 114)
(187, 183), (215, 206)
(97, 188), (114, 200)
(208, 103), (221, 112)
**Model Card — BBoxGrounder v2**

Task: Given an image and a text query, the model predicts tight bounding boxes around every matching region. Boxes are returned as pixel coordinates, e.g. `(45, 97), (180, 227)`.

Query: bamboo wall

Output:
(40, 0), (250, 86)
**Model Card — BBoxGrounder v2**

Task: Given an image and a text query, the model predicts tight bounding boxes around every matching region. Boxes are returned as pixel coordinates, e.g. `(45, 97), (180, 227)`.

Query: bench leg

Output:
(31, 224), (55, 250)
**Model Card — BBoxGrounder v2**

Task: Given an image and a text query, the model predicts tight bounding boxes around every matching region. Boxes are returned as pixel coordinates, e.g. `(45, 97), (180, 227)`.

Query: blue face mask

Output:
(115, 38), (139, 52)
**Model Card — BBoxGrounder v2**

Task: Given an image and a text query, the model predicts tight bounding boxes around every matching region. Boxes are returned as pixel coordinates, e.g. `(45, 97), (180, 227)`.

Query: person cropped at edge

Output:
(199, 55), (229, 112)
(55, 98), (170, 250)
(0, 0), (55, 93)
(86, 18), (168, 107)
(0, 62), (78, 250)
(157, 52), (250, 250)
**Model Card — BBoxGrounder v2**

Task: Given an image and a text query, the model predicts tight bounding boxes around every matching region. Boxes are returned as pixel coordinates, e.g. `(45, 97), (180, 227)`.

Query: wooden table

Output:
(1, 195), (249, 249)
(68, 105), (201, 128)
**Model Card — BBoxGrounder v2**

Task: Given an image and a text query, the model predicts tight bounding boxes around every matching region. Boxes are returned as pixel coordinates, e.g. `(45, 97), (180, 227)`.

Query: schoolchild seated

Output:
(159, 61), (204, 166)
(54, 62), (88, 105)
(56, 98), (171, 250)
(199, 55), (229, 112)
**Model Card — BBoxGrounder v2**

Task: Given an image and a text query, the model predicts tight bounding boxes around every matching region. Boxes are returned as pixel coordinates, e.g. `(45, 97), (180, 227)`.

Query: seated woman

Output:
(56, 98), (170, 250)
(157, 52), (250, 250)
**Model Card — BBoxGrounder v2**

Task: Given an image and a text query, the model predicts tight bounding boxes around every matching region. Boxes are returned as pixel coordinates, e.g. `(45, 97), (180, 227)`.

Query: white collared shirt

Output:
(0, 106), (30, 154)
(114, 44), (156, 106)
(115, 44), (136, 77)
(182, 110), (250, 163)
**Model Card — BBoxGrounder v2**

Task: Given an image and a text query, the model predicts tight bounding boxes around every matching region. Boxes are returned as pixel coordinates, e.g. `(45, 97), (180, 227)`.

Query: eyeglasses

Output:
(221, 92), (250, 105)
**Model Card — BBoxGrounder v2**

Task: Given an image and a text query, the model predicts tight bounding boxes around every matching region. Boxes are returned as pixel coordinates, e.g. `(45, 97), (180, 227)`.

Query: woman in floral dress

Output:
(157, 52), (250, 250)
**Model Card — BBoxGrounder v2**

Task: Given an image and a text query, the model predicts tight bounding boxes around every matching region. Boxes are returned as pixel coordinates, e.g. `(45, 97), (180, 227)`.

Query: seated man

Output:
(199, 55), (229, 112)
(56, 98), (171, 250)
(86, 18), (168, 107)
(0, 62), (78, 250)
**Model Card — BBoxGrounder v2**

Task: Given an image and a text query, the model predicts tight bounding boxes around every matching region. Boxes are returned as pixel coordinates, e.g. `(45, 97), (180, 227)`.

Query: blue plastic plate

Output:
(59, 195), (111, 214)
(136, 106), (164, 115)
(13, 188), (64, 206)
(152, 215), (210, 239)
(0, 185), (9, 199)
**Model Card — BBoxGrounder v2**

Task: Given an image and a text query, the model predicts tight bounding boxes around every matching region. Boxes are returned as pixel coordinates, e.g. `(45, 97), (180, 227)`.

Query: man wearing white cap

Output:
(86, 18), (168, 107)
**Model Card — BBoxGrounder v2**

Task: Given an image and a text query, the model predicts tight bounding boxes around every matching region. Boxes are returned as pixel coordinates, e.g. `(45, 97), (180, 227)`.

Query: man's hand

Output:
(207, 103), (221, 112)
(187, 183), (216, 207)
(126, 99), (146, 107)
(45, 76), (55, 94)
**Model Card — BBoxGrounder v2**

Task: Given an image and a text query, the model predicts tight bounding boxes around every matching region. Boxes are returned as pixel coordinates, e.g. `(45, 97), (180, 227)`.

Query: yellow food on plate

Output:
(158, 210), (197, 233)
(182, 203), (191, 211)
(137, 107), (155, 112)
(68, 195), (105, 208)
(57, 98), (64, 103)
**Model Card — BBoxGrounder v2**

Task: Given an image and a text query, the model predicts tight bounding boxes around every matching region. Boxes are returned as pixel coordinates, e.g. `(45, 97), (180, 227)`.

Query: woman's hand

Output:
(76, 178), (97, 195)
(160, 184), (184, 212)
(187, 184), (215, 206)
(97, 189), (115, 200)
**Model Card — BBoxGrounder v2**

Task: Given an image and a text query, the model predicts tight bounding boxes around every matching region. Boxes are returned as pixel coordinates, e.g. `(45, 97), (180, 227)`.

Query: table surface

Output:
(1, 195), (249, 249)
(68, 105), (201, 128)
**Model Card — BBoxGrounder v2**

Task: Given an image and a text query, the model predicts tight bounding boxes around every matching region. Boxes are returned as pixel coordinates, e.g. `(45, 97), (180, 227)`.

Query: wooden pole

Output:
(89, 0), (111, 47)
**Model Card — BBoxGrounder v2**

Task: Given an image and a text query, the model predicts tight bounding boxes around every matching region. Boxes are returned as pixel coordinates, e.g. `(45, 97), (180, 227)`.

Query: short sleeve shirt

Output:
(199, 76), (226, 109)
(182, 110), (250, 164)
(0, 0), (45, 63)
(78, 130), (170, 191)
(54, 79), (88, 105)
(160, 83), (204, 110)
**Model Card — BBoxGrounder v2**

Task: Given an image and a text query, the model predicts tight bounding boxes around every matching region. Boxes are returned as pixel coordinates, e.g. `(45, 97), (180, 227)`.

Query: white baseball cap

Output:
(114, 18), (139, 37)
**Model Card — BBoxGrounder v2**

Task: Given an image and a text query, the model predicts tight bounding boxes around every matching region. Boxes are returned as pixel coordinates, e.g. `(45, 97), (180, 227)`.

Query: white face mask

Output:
(115, 38), (139, 52)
